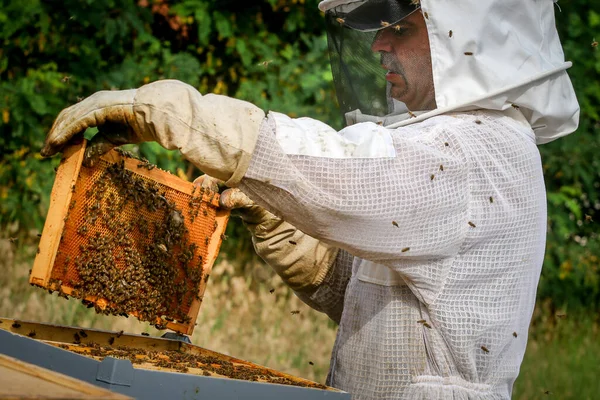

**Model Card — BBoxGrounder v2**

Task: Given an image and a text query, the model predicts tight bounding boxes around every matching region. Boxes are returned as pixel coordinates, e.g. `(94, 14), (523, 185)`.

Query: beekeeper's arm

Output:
(195, 176), (352, 324)
(42, 79), (469, 304)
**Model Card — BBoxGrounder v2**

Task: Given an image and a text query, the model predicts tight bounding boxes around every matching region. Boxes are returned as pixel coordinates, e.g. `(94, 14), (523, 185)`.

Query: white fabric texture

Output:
(319, 0), (579, 144)
(239, 110), (546, 398)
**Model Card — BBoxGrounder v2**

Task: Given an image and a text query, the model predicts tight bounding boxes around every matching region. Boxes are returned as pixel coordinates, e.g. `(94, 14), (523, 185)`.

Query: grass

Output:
(1, 236), (598, 396)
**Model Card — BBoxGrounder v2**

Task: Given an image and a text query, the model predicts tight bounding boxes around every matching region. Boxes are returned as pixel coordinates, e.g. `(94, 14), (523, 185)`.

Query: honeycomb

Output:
(30, 140), (229, 335)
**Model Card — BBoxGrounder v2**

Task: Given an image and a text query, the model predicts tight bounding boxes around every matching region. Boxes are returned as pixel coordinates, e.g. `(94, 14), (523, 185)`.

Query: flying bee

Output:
(336, 17), (345, 25)
(61, 75), (71, 83)
(444, 142), (449, 147)
(380, 20), (390, 27)
(408, 110), (417, 118)
(422, 322), (432, 329)
(141, 332), (150, 336)
(290, 310), (300, 315)
(481, 346), (490, 353)
(288, 240), (297, 245)
(449, 30), (453, 38)
(401, 247), (410, 253)
(474, 120), (482, 125)
(464, 52), (474, 56)
(468, 221), (476, 228)
(79, 330), (88, 338)
(269, 288), (275, 294)
(423, 11), (429, 19)
(513, 332), (518, 338)
(417, 319), (427, 324)
(392, 221), (399, 228)
(309, 361), (314, 366)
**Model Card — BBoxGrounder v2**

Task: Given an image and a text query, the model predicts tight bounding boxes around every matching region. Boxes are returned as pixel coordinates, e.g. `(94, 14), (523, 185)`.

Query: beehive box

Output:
(1, 319), (349, 399)
(30, 139), (230, 335)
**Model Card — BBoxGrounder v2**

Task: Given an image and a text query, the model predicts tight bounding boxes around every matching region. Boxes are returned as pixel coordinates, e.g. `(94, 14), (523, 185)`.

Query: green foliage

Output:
(539, 2), (600, 311)
(0, 0), (598, 311)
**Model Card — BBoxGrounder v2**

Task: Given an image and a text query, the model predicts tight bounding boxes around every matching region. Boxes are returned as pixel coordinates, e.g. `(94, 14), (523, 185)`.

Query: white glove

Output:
(194, 175), (340, 293)
(42, 80), (265, 186)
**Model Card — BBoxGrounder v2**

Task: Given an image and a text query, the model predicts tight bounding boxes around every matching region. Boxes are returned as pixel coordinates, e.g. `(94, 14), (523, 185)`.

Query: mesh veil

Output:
(325, 0), (423, 120)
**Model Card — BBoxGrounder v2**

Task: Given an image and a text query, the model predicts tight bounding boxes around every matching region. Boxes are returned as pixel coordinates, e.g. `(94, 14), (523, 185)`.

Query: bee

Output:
(205, 237), (210, 246)
(481, 345), (490, 353)
(71, 184), (76, 193)
(336, 17), (345, 25)
(79, 330), (88, 338)
(468, 221), (477, 228)
(407, 110), (417, 118)
(308, 361), (314, 366)
(12, 322), (21, 328)
(8, 237), (17, 243)
(393, 25), (403, 32)
(288, 240), (297, 245)
(592, 40), (599, 48)
(489, 196), (494, 203)
(513, 332), (518, 338)
(449, 30), (453, 38)
(28, 330), (36, 338)
(36, 233), (42, 238)
(423, 11), (429, 19)
(380, 21), (390, 28)
(220, 234), (228, 241)
(444, 142), (449, 147)
(108, 337), (115, 345)
(392, 221), (399, 228)
(260, 60), (273, 68)
(544, 390), (552, 395)
(142, 332), (150, 336)
(204, 274), (210, 283)
(430, 174), (435, 181)
(555, 312), (567, 319)
(422, 322), (432, 329)
(439, 165), (444, 172)
(511, 104), (520, 110)
(474, 120), (482, 125)
(61, 75), (71, 83)
(269, 288), (275, 294)
(464, 52), (474, 56)
(290, 310), (300, 315)
(401, 247), (410, 253)
(73, 333), (81, 344)
(585, 214), (593, 222)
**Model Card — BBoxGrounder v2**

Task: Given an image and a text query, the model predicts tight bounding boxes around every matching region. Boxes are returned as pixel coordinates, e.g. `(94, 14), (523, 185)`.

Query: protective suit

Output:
(42, 0), (579, 398)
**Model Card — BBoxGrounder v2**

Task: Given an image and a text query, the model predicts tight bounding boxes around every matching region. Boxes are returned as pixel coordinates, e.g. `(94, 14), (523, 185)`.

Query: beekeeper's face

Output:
(371, 11), (436, 111)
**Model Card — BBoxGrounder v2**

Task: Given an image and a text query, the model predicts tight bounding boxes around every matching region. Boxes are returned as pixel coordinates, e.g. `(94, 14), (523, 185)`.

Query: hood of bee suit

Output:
(319, 0), (580, 144)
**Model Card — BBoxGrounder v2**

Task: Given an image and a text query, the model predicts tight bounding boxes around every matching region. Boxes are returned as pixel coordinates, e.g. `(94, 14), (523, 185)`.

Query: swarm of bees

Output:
(45, 151), (220, 327)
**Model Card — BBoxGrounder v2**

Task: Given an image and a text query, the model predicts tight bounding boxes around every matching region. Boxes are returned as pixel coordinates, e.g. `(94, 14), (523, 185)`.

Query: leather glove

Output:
(41, 80), (265, 186)
(194, 175), (340, 293)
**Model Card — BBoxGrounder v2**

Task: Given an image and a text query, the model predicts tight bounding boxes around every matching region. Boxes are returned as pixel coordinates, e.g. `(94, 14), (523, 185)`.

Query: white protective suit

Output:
(235, 0), (580, 398)
(41, 0), (580, 398)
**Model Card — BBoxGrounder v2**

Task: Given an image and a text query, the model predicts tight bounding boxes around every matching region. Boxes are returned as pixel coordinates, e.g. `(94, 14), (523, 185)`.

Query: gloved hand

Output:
(42, 80), (265, 186)
(194, 175), (340, 294)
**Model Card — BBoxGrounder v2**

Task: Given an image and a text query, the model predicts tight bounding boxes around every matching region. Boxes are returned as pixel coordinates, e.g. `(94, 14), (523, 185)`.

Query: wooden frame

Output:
(30, 140), (230, 335)
(0, 353), (132, 399)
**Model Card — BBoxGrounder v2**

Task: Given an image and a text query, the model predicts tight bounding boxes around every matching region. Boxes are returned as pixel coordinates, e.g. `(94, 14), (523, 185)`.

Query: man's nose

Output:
(371, 29), (392, 53)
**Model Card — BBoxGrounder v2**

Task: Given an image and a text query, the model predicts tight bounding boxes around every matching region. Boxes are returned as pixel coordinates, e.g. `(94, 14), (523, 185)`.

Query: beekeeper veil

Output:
(323, 0), (424, 120)
(319, 0), (580, 144)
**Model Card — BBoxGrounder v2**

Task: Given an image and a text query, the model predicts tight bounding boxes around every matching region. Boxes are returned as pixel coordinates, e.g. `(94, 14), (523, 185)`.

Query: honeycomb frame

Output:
(30, 139), (230, 335)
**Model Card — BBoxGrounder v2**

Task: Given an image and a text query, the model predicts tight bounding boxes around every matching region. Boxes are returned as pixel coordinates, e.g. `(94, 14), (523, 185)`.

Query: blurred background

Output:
(0, 0), (598, 398)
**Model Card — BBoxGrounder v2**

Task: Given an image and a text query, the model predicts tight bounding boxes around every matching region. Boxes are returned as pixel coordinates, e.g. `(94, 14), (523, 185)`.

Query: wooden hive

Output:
(30, 139), (230, 335)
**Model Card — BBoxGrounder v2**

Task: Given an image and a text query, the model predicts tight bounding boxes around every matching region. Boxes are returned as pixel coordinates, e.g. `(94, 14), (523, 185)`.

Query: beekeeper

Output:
(42, 0), (579, 398)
